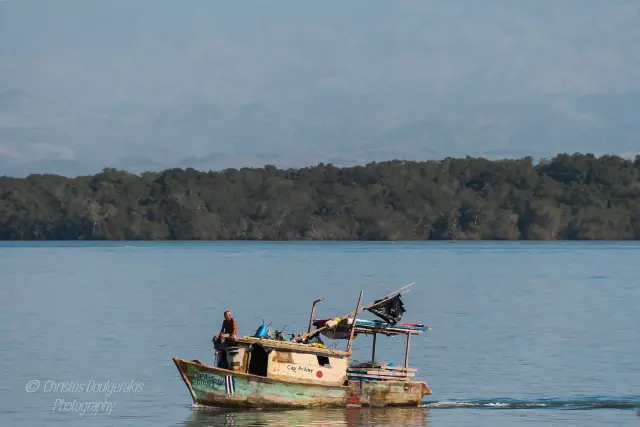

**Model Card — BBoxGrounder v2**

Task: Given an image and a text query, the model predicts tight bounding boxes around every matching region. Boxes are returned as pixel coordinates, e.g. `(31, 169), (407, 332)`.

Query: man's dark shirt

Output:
(221, 318), (238, 337)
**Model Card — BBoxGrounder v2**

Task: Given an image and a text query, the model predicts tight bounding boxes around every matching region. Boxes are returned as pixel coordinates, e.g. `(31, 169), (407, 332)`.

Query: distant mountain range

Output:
(1, 1), (639, 177)
(1, 89), (638, 178)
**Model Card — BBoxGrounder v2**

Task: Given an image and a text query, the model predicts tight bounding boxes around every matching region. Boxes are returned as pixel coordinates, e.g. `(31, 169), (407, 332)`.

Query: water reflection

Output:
(182, 406), (429, 427)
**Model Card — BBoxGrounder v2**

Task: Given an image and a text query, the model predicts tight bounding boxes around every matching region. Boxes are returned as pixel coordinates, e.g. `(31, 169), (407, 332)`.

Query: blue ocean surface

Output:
(0, 241), (638, 426)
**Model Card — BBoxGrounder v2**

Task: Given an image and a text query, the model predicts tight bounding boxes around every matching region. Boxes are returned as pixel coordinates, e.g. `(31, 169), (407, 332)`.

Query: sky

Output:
(0, 0), (639, 177)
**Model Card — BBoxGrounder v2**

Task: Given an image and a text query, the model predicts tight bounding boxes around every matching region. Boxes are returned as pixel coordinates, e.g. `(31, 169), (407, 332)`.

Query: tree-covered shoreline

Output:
(1, 154), (640, 240)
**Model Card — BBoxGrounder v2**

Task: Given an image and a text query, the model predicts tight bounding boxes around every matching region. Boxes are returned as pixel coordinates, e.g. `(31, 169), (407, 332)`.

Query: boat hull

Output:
(173, 357), (348, 408)
(173, 357), (430, 408)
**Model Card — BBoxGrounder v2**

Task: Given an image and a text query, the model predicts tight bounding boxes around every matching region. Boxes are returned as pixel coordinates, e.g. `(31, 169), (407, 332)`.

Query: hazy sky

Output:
(1, 0), (639, 176)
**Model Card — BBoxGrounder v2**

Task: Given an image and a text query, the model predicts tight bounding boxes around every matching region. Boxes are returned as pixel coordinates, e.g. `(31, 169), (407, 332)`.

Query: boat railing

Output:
(347, 363), (418, 381)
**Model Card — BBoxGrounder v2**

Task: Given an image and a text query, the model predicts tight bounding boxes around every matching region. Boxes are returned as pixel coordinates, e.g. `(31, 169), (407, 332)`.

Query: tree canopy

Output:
(2, 154), (640, 240)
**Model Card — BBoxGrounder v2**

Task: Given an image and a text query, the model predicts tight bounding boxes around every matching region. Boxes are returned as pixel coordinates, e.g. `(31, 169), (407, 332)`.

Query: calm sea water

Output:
(0, 241), (638, 427)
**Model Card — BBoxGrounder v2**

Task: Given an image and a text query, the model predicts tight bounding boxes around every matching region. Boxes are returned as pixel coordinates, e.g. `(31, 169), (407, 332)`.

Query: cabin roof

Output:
(313, 318), (429, 337)
(231, 336), (351, 358)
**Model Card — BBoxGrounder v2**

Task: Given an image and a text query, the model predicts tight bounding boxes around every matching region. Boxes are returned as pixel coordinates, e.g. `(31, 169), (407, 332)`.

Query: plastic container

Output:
(254, 324), (269, 338)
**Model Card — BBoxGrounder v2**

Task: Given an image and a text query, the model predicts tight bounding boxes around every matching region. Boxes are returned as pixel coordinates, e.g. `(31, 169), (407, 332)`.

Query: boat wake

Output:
(421, 397), (639, 410)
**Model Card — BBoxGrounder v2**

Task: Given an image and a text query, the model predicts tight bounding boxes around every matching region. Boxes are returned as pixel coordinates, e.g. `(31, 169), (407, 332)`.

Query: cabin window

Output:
(317, 355), (330, 366)
(248, 345), (268, 377)
(276, 351), (293, 363)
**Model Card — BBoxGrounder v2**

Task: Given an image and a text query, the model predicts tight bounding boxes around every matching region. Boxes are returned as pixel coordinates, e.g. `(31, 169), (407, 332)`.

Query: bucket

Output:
(254, 324), (269, 338)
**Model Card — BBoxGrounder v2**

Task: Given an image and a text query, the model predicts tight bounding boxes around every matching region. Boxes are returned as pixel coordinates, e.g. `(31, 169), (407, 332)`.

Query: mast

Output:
(307, 298), (324, 333)
(346, 290), (363, 353)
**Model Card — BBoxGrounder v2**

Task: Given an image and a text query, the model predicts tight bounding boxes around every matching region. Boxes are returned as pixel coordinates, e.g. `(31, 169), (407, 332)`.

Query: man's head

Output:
(224, 311), (232, 320)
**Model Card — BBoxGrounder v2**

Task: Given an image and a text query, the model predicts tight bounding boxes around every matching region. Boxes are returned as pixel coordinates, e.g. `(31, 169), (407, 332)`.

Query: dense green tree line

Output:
(1, 153), (640, 240)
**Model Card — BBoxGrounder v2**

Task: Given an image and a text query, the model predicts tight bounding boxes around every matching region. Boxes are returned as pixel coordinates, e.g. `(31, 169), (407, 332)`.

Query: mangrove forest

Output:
(1, 153), (640, 240)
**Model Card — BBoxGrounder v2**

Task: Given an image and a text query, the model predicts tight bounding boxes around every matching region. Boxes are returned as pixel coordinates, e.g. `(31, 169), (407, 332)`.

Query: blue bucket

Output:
(254, 324), (269, 338)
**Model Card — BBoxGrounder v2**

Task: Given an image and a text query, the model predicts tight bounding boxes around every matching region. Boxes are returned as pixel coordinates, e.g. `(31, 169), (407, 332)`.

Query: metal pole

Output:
(346, 290), (363, 353)
(307, 298), (325, 333)
(371, 333), (377, 363)
(404, 332), (411, 368)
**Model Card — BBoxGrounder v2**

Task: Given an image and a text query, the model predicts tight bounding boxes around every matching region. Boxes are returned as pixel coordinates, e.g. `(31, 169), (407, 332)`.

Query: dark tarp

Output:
(367, 294), (406, 324)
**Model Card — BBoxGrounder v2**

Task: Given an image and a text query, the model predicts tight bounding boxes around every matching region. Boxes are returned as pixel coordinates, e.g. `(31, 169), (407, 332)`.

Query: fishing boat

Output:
(173, 282), (432, 408)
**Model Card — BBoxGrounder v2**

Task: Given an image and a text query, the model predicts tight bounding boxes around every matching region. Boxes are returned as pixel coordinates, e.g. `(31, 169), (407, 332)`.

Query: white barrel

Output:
(227, 346), (245, 371)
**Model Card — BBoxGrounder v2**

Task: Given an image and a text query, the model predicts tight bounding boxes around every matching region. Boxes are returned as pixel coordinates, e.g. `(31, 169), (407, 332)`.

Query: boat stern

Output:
(421, 381), (432, 396)
(347, 379), (432, 407)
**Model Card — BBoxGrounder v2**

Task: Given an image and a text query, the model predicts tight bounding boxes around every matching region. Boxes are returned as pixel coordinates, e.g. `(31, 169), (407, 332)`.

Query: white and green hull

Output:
(173, 357), (430, 408)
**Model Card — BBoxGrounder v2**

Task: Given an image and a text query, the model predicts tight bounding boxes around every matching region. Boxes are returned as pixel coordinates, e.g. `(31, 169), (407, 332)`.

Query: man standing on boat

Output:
(215, 310), (238, 343)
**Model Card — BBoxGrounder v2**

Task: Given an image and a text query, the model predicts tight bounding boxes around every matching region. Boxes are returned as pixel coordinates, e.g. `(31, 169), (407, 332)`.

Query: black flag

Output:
(367, 294), (406, 324)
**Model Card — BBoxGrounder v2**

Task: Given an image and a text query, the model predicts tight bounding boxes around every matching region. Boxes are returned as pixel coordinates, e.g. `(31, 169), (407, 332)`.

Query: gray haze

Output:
(1, 0), (639, 177)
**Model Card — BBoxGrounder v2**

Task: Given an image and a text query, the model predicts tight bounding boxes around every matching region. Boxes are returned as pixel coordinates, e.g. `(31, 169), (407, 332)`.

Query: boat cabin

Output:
(214, 337), (351, 387)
